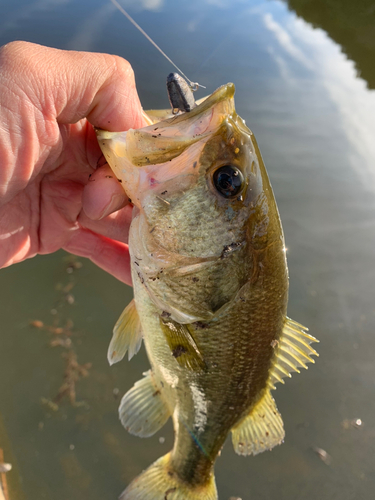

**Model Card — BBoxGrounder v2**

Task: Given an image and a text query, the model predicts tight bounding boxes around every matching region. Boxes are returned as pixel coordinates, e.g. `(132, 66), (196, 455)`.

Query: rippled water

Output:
(1, 1), (375, 499)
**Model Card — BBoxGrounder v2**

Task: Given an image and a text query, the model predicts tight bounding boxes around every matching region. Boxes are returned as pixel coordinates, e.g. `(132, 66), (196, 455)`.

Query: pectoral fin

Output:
(159, 317), (206, 372)
(108, 299), (143, 365)
(119, 370), (171, 438)
(268, 317), (319, 389)
(231, 389), (284, 456)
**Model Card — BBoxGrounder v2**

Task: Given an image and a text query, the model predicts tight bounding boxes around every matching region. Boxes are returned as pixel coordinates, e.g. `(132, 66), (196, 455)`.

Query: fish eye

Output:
(212, 165), (243, 198)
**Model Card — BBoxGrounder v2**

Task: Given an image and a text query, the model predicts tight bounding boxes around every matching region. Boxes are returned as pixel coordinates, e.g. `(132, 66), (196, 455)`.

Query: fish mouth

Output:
(166, 82), (235, 122)
(95, 83), (236, 170)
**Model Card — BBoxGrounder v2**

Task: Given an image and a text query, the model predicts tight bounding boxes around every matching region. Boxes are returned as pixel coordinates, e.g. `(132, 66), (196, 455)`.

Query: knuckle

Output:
(111, 55), (135, 83)
(0, 41), (32, 67)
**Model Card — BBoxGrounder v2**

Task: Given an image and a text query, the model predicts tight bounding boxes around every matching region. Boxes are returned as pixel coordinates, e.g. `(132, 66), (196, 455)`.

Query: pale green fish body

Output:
(96, 83), (318, 500)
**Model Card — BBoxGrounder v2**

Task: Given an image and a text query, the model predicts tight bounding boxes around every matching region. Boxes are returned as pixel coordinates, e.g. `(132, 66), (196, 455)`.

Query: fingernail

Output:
(98, 193), (126, 220)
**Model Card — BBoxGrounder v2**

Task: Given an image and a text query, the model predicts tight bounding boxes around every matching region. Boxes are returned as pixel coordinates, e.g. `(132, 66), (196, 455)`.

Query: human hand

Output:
(0, 41), (147, 284)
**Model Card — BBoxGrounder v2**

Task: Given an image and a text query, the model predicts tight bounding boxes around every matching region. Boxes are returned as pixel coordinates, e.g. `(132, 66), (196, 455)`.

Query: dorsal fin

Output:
(268, 317), (319, 390)
(231, 388), (284, 456)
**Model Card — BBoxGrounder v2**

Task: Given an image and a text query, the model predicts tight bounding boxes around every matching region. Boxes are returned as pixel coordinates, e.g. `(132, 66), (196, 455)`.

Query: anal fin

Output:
(119, 370), (171, 438)
(231, 389), (284, 456)
(108, 299), (143, 365)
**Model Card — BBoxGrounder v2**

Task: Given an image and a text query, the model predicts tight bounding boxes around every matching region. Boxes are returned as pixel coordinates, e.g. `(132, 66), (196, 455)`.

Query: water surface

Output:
(0, 1), (374, 499)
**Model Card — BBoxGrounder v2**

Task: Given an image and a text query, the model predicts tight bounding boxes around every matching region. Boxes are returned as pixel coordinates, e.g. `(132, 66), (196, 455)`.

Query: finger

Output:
(64, 228), (132, 285)
(82, 164), (128, 220)
(78, 205), (133, 243)
(0, 42), (147, 203)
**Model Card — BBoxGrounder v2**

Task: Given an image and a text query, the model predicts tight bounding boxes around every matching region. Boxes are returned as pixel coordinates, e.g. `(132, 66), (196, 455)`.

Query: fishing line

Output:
(109, 0), (205, 90)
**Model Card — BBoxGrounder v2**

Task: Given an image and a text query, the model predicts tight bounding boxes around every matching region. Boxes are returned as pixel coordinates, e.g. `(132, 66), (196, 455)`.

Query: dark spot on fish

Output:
(192, 277), (199, 282)
(161, 190), (168, 195)
(193, 321), (209, 329)
(134, 261), (139, 266)
(153, 390), (161, 397)
(161, 311), (171, 319)
(266, 432), (269, 437)
(117, 178), (122, 183)
(128, 198), (132, 203)
(88, 174), (92, 178)
(137, 272), (144, 284)
(160, 381), (164, 388)
(172, 345), (187, 358)
(150, 227), (156, 234)
(220, 241), (243, 259)
(193, 161), (197, 168)
(154, 127), (159, 131)
(152, 135), (157, 138)
(239, 296), (246, 302)
(105, 175), (113, 178)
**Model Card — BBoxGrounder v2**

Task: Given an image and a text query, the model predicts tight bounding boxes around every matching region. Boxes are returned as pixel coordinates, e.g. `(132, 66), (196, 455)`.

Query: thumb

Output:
(1, 41), (145, 132)
(54, 48), (146, 131)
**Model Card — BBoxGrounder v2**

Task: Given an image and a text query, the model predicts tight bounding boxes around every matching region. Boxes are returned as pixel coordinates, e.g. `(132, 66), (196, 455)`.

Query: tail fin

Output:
(120, 453), (217, 500)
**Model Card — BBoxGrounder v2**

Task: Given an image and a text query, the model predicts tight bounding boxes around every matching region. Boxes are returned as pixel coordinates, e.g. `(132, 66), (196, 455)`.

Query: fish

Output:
(95, 81), (318, 500)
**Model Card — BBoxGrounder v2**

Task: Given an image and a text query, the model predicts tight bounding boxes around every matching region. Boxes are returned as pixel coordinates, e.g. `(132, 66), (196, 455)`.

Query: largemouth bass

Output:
(96, 82), (318, 500)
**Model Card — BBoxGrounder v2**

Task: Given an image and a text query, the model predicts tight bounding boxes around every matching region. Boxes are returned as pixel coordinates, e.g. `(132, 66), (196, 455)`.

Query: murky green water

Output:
(1, 0), (375, 499)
